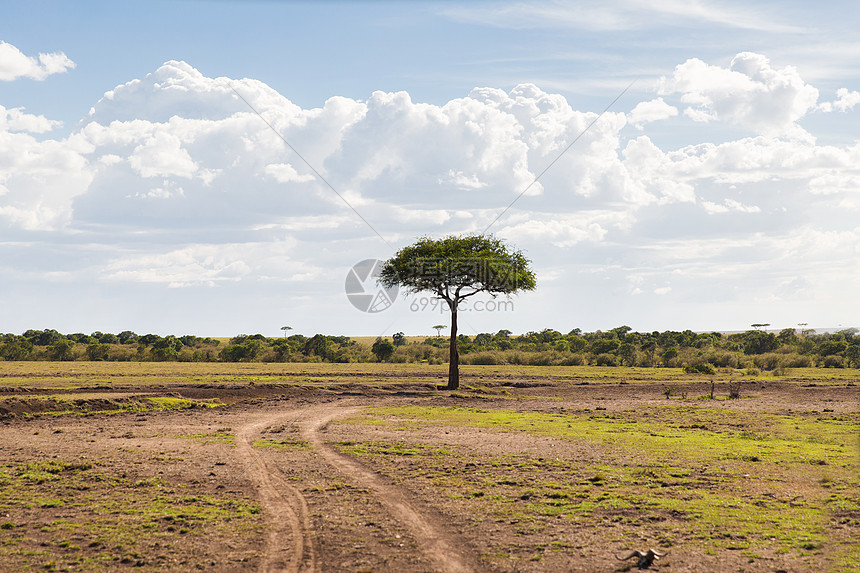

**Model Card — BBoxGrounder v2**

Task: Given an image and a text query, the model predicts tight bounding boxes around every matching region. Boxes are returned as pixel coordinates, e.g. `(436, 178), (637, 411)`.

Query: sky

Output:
(1, 0), (858, 338)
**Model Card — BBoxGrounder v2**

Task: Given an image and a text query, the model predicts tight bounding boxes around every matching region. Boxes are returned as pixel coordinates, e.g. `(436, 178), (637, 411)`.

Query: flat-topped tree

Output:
(379, 234), (536, 390)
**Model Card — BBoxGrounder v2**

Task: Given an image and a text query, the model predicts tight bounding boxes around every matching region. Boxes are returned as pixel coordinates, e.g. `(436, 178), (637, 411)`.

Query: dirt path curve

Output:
(236, 411), (318, 573)
(298, 401), (477, 573)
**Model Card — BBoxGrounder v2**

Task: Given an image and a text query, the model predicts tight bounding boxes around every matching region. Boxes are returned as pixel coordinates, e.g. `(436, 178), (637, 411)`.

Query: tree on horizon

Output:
(379, 234), (536, 389)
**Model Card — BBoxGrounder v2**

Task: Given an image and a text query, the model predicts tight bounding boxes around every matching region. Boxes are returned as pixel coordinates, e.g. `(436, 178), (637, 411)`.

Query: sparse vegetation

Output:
(1, 327), (857, 371)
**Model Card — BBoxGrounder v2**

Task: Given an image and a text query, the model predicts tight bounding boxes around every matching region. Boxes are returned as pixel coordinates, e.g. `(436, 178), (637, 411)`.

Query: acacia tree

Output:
(379, 234), (536, 389)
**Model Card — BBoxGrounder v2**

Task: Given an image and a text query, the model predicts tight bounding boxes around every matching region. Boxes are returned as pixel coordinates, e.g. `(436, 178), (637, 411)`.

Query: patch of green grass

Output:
(146, 396), (221, 410)
(0, 456), (262, 570)
(335, 440), (450, 458)
(334, 404), (859, 568)
(251, 437), (310, 450)
(175, 430), (236, 447)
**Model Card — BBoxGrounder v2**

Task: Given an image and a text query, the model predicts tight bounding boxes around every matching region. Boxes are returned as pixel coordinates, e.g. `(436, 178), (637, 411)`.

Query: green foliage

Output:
(379, 234), (537, 296)
(743, 331), (780, 354)
(371, 338), (396, 362)
(379, 234), (537, 389)
(685, 362), (716, 375)
(0, 335), (33, 360)
(2, 326), (859, 370)
(86, 343), (111, 361)
(48, 340), (76, 361)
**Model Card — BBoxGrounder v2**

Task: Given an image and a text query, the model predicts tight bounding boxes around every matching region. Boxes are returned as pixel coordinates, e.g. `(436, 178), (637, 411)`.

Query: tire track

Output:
(298, 402), (477, 573)
(236, 413), (317, 573)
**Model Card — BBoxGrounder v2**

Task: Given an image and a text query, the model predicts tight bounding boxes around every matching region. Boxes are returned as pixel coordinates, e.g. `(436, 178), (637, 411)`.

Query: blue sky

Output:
(1, 1), (858, 337)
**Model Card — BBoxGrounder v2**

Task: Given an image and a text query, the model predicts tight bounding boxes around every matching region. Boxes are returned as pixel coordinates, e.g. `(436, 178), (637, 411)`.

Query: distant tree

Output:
(818, 340), (847, 357)
(379, 234), (536, 389)
(777, 328), (797, 345)
(86, 343), (110, 361)
(280, 326), (293, 338)
(179, 335), (201, 347)
(138, 334), (161, 346)
(474, 333), (494, 348)
(844, 344), (860, 368)
(302, 334), (331, 360)
(392, 332), (407, 347)
(25, 329), (62, 346)
(371, 337), (396, 362)
(617, 342), (637, 366)
(0, 335), (33, 361)
(743, 331), (779, 354)
(99, 332), (119, 345)
(220, 338), (264, 362)
(661, 347), (679, 367)
(49, 340), (76, 361)
(151, 335), (183, 361)
(590, 338), (620, 355)
(610, 325), (633, 340)
(118, 331), (139, 344)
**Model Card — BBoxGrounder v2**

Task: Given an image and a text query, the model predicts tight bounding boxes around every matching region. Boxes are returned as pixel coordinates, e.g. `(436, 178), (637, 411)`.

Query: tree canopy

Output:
(379, 234), (536, 389)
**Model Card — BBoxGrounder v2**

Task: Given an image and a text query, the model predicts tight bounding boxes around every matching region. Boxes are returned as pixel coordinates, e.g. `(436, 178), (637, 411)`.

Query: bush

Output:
(86, 344), (110, 361)
(48, 340), (76, 361)
(371, 338), (396, 362)
(594, 353), (618, 367)
(557, 353), (585, 366)
(685, 362), (716, 375)
(525, 351), (555, 366)
(463, 351), (506, 365)
(781, 353), (812, 368)
(753, 353), (783, 371)
(823, 355), (845, 368)
(705, 352), (739, 369)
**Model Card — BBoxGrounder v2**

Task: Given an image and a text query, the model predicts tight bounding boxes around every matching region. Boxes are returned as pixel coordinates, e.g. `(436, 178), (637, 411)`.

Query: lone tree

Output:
(432, 324), (447, 337)
(280, 325), (293, 338)
(379, 234), (536, 389)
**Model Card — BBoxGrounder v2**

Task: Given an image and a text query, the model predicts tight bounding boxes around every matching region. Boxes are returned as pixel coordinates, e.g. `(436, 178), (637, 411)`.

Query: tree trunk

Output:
(447, 305), (459, 390)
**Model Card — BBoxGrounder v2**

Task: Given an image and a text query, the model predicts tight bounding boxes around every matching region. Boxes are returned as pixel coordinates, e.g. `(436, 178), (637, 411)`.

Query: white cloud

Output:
(701, 198), (760, 214)
(265, 163), (316, 184)
(0, 41), (75, 81)
(498, 210), (632, 247)
(659, 52), (820, 136)
(1, 57), (857, 337)
(833, 88), (860, 112)
(1, 105), (62, 133)
(809, 172), (860, 197)
(101, 240), (319, 288)
(0, 129), (92, 230)
(627, 97), (678, 129)
(129, 131), (198, 178)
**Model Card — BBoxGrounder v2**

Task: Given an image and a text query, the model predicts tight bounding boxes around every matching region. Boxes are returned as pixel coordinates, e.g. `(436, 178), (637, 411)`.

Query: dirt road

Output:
(236, 402), (477, 573)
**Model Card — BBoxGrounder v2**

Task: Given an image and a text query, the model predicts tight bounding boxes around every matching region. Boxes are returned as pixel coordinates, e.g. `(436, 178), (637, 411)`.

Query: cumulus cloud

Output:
(265, 163), (316, 184)
(659, 52), (819, 136)
(0, 41), (75, 81)
(1, 54), (858, 335)
(826, 88), (860, 112)
(101, 240), (318, 288)
(627, 97), (678, 129)
(1, 105), (62, 133)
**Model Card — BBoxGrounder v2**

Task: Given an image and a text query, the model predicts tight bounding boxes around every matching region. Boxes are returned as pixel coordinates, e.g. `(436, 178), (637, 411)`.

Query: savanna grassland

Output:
(0, 362), (857, 572)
